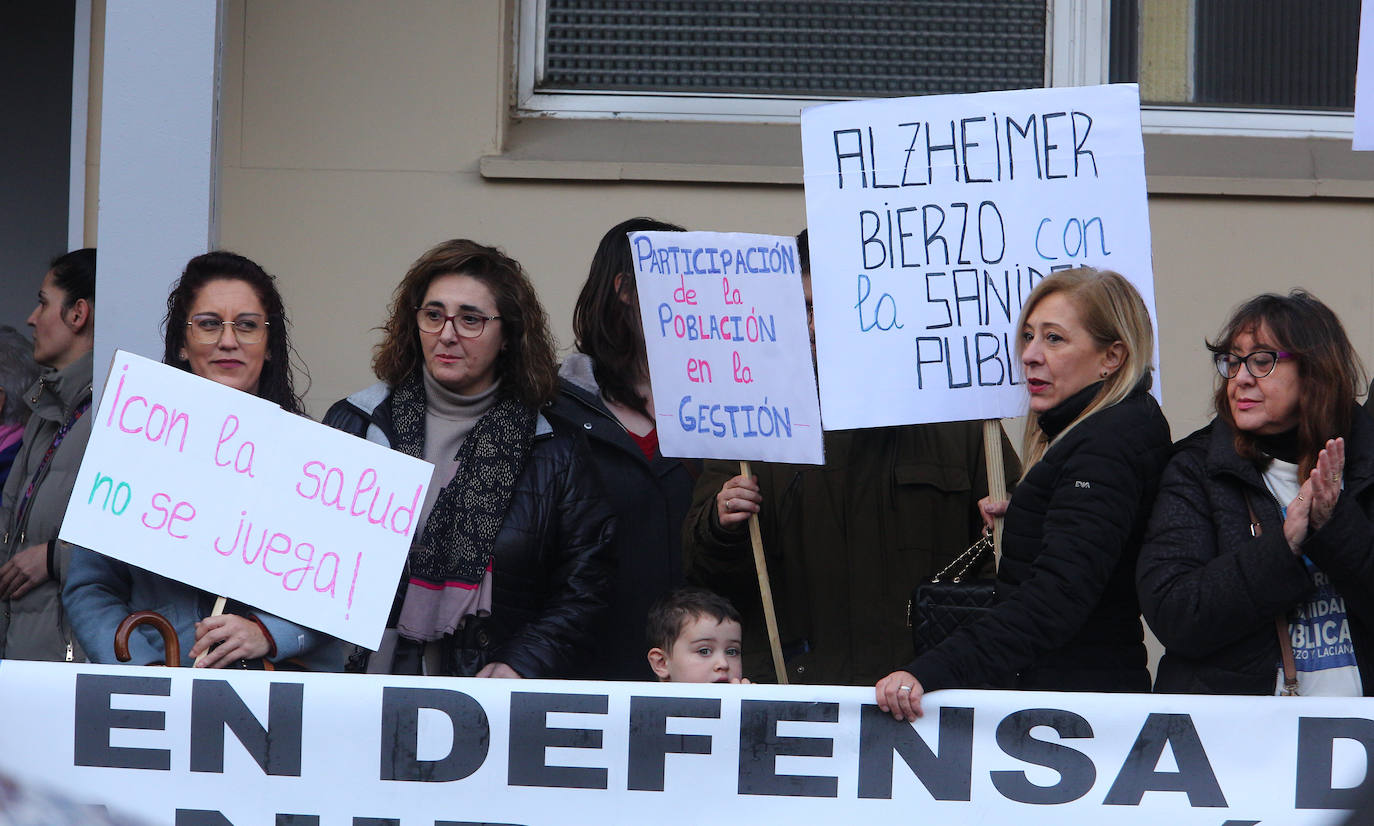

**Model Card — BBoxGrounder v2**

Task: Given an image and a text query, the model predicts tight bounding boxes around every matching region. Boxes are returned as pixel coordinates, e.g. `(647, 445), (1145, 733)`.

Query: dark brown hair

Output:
(1208, 290), (1365, 478)
(373, 239), (557, 408)
(645, 587), (742, 652)
(572, 217), (685, 415)
(49, 248), (97, 309)
(163, 251), (305, 415)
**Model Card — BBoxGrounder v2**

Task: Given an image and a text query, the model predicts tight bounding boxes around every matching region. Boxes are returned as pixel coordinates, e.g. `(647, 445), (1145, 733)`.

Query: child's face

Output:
(649, 615), (744, 683)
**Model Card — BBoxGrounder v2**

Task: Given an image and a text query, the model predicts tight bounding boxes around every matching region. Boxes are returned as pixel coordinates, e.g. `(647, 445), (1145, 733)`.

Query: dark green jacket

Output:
(684, 421), (1018, 686)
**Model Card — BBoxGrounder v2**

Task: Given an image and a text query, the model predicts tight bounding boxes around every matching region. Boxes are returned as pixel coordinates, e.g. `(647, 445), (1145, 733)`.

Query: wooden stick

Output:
(192, 595), (228, 667)
(741, 460), (788, 685)
(982, 420), (1008, 561)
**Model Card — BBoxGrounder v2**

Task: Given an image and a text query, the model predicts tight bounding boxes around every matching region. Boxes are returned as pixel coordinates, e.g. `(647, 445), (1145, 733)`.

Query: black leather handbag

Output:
(907, 532), (997, 656)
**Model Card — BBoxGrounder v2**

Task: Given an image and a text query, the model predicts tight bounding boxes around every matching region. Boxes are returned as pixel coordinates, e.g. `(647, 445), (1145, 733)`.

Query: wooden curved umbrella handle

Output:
(114, 610), (181, 666)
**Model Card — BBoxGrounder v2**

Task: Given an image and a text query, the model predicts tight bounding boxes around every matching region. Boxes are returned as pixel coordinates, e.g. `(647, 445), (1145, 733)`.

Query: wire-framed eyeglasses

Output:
(1214, 350), (1294, 379)
(186, 314), (269, 345)
(415, 306), (501, 338)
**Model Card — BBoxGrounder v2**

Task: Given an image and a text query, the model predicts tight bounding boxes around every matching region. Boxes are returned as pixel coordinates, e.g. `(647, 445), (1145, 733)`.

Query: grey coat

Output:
(0, 351), (93, 661)
(64, 548), (344, 669)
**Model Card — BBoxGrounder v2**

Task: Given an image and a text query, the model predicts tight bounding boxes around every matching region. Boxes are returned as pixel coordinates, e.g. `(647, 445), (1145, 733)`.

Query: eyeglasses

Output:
(415, 307), (501, 339)
(187, 314), (268, 345)
(1214, 350), (1294, 379)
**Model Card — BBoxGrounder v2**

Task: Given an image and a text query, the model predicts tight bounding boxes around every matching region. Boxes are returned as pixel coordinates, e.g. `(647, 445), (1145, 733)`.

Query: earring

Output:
(178, 349), (188, 362)
(1100, 369), (1108, 378)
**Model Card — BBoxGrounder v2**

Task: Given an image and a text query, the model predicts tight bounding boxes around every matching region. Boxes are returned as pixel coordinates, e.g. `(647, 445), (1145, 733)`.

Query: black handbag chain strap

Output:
(930, 531), (994, 583)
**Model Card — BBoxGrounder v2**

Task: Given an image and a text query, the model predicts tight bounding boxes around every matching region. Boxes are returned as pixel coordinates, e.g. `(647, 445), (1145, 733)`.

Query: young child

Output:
(645, 587), (748, 683)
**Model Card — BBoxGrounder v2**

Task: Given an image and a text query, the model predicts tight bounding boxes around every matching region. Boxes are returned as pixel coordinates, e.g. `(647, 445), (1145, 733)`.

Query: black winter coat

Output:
(903, 380), (1170, 693)
(688, 421), (1014, 686)
(1138, 411), (1374, 695)
(546, 358), (697, 680)
(323, 383), (616, 679)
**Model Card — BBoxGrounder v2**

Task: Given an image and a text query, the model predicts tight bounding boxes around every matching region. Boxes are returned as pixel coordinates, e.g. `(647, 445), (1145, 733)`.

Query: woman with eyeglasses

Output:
(1138, 291), (1374, 695)
(65, 252), (341, 669)
(323, 239), (614, 677)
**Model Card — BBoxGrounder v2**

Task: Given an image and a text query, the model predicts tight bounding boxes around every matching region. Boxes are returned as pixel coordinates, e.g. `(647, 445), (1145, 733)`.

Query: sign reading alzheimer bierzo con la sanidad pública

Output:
(801, 83), (1158, 430)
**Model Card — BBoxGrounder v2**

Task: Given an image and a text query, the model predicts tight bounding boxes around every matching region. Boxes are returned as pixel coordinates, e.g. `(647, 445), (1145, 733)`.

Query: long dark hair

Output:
(1208, 290), (1365, 479)
(373, 239), (558, 408)
(572, 217), (685, 415)
(162, 251), (306, 414)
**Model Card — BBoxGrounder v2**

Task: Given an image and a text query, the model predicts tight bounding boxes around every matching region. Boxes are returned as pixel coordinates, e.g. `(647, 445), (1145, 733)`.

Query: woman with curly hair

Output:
(325, 239), (615, 677)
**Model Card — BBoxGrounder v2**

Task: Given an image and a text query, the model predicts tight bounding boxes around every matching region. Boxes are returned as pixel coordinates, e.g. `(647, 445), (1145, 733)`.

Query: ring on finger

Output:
(898, 685), (912, 692)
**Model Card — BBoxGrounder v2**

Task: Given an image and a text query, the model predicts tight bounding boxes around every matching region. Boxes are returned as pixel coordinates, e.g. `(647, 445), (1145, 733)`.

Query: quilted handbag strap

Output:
(931, 531), (994, 583)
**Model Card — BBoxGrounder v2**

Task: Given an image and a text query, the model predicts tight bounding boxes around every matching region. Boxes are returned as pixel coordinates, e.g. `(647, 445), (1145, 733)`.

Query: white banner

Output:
(60, 352), (432, 649)
(801, 84), (1158, 430)
(633, 230), (824, 464)
(1357, 0), (1374, 150)
(0, 662), (1368, 825)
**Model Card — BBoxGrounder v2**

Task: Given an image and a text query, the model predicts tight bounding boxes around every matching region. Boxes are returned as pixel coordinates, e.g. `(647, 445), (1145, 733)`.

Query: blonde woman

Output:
(877, 267), (1170, 720)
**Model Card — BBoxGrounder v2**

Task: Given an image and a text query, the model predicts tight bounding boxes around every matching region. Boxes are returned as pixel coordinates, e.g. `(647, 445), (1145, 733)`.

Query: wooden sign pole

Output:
(982, 420), (1008, 560)
(192, 595), (227, 666)
(740, 460), (788, 685)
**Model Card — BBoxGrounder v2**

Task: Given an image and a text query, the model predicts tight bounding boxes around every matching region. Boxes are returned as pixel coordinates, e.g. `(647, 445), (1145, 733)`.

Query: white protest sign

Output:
(633, 230), (824, 464)
(801, 84), (1158, 430)
(60, 351), (431, 649)
(0, 663), (1367, 825)
(1357, 0), (1374, 149)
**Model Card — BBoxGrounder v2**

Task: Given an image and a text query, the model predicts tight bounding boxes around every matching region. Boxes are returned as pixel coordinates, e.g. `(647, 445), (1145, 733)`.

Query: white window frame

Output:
(68, 0), (91, 249)
(515, 0), (1355, 138)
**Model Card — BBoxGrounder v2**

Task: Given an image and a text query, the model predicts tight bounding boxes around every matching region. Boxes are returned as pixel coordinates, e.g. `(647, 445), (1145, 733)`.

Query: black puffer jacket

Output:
(323, 382), (616, 679)
(1138, 411), (1374, 694)
(546, 355), (697, 680)
(903, 380), (1170, 693)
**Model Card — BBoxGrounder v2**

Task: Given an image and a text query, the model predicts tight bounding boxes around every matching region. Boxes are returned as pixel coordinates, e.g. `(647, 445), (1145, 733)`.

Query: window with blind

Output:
(537, 0), (1045, 98)
(1110, 0), (1357, 111)
(520, 0), (1047, 119)
(517, 0), (1357, 137)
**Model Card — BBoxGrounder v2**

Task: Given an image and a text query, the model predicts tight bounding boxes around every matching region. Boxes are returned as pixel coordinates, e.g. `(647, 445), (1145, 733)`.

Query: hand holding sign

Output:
(190, 607), (271, 668)
(714, 473), (761, 526)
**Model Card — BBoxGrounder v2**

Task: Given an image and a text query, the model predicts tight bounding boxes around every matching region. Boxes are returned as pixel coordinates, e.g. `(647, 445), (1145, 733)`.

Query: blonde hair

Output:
(1016, 267), (1155, 471)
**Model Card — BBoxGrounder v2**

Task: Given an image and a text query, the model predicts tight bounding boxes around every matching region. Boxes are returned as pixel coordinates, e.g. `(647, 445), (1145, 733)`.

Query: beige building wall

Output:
(85, 0), (1374, 439)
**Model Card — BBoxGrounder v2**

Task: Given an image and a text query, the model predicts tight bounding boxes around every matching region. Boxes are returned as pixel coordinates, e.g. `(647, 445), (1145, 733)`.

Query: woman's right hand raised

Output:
(977, 496), (1009, 533)
(1284, 481), (1313, 554)
(715, 474), (761, 528)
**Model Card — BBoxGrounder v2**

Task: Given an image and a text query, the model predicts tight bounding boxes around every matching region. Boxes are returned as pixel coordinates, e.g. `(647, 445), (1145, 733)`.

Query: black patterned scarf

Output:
(387, 369), (536, 637)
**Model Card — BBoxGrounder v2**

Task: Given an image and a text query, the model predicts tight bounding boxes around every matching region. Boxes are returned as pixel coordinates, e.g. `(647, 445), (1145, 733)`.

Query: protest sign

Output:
(0, 661), (1367, 825)
(632, 230), (824, 465)
(60, 351), (431, 649)
(801, 84), (1157, 430)
(1357, 0), (1374, 150)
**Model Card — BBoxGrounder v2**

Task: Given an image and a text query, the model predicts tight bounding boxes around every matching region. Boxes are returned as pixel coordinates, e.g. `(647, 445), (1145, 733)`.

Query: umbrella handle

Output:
(114, 610), (181, 666)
